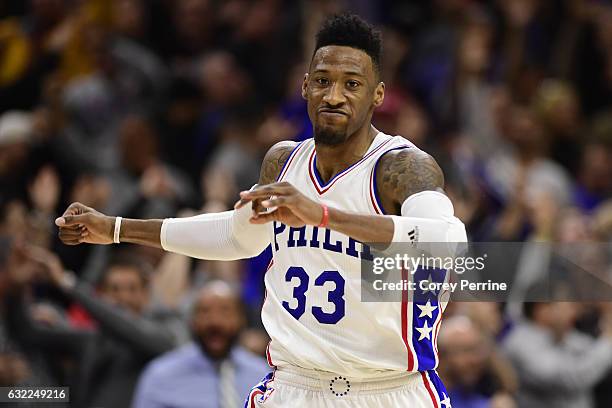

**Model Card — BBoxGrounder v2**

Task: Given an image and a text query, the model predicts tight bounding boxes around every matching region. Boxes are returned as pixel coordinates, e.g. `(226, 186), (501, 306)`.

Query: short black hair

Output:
(313, 13), (382, 75)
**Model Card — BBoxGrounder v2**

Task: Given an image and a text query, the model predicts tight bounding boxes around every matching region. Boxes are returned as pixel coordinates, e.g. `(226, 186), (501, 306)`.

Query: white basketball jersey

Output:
(261, 132), (446, 378)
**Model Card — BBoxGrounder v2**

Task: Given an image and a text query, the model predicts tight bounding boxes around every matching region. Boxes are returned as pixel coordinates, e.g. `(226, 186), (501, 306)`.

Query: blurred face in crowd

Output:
(190, 283), (245, 360)
(533, 302), (579, 339)
(439, 317), (490, 388)
(0, 142), (29, 177)
(100, 266), (149, 315)
(462, 302), (503, 338)
(119, 116), (159, 174)
(174, 0), (212, 50)
(458, 24), (492, 75)
(579, 144), (612, 193)
(113, 0), (146, 39)
(0, 353), (30, 386)
(556, 208), (591, 242)
(303, 46), (384, 146)
(31, 0), (65, 28)
(199, 52), (251, 106)
(507, 106), (547, 155)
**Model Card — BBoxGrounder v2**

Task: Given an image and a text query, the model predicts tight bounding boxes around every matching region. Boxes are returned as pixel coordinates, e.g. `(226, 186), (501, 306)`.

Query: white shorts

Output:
(244, 366), (451, 408)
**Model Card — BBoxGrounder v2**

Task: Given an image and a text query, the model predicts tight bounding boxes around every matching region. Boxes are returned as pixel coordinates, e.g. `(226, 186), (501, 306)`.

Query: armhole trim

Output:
(369, 145), (413, 215)
(275, 140), (307, 182)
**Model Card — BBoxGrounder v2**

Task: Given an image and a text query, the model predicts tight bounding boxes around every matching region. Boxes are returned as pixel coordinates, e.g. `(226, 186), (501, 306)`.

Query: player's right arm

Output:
(55, 141), (296, 259)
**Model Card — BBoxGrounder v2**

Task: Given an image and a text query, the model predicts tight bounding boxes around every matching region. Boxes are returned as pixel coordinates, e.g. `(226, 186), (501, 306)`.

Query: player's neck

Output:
(314, 125), (378, 184)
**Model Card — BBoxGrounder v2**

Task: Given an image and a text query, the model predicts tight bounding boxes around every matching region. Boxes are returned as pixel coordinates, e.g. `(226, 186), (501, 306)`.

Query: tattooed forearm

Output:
(376, 149), (445, 215)
(258, 141), (297, 185)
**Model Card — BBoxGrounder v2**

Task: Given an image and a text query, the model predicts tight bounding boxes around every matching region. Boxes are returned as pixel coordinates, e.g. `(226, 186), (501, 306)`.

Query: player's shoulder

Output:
(265, 140), (300, 158)
(375, 135), (444, 213)
(377, 135), (440, 179)
(259, 140), (302, 185)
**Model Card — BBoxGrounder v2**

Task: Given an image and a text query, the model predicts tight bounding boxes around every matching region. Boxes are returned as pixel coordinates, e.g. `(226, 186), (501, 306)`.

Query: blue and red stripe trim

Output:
(420, 371), (440, 407)
(425, 370), (449, 407)
(368, 145), (413, 214)
(401, 267), (416, 372)
(308, 137), (393, 195)
(276, 140), (307, 182)
(244, 371), (275, 408)
(262, 259), (275, 367)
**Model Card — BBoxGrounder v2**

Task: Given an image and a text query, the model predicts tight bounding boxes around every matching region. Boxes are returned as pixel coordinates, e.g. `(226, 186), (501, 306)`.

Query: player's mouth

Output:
(318, 108), (348, 118)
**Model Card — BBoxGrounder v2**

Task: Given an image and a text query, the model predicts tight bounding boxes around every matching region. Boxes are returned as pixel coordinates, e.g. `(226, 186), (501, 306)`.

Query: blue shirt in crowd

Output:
(447, 387), (490, 408)
(132, 342), (270, 408)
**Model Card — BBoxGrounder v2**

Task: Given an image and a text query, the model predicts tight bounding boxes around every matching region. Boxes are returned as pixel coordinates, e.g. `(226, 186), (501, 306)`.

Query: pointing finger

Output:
(240, 189), (287, 199)
(234, 197), (252, 210)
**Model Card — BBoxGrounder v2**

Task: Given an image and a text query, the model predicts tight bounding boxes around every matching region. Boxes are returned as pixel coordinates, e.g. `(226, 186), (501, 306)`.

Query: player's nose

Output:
(322, 83), (346, 106)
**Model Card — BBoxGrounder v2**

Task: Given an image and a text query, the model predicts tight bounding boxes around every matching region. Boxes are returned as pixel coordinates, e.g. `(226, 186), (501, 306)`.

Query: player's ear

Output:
(373, 81), (385, 108)
(301, 73), (309, 100)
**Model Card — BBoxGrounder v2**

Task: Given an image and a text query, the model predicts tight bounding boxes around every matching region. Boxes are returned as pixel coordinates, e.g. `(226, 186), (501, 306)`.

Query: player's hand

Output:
(231, 184), (267, 217)
(234, 182), (325, 227)
(55, 202), (115, 245)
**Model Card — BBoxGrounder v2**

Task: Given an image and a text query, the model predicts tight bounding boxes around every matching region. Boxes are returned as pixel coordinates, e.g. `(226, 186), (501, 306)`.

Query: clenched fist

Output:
(55, 202), (115, 245)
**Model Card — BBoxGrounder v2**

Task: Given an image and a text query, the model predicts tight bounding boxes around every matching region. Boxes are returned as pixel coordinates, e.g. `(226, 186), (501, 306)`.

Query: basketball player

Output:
(56, 14), (466, 407)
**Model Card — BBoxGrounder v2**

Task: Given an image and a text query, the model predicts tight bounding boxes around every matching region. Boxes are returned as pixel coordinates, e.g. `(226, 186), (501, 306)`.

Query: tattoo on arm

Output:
(377, 149), (445, 215)
(258, 141), (297, 185)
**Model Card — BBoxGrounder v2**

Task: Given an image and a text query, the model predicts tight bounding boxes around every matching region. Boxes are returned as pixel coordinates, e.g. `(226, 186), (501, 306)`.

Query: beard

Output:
(192, 328), (239, 361)
(314, 122), (348, 146)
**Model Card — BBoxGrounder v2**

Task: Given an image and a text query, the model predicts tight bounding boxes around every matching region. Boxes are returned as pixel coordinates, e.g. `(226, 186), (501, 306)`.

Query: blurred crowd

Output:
(0, 0), (611, 407)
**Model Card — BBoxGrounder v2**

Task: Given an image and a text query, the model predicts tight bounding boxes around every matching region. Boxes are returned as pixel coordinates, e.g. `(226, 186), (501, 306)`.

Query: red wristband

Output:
(318, 203), (329, 228)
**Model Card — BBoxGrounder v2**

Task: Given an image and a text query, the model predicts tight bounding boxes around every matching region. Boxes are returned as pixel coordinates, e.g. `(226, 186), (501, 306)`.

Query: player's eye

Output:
(316, 77), (329, 86)
(347, 80), (360, 88)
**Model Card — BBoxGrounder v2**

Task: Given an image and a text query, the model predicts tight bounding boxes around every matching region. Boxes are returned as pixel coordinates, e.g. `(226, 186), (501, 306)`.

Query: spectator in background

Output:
(503, 301), (612, 408)
(108, 114), (197, 218)
(0, 0), (66, 112)
(0, 110), (34, 205)
(3, 246), (185, 408)
(570, 2), (612, 116)
(206, 109), (265, 195)
(450, 301), (512, 342)
(111, 0), (151, 46)
(532, 80), (584, 174)
(58, 18), (168, 174)
(438, 315), (517, 408)
(0, 237), (35, 388)
(0, 238), (69, 408)
(133, 280), (269, 408)
(160, 0), (215, 64)
(442, 7), (505, 158)
(157, 76), (205, 183)
(189, 50), (256, 165)
(574, 141), (612, 212)
(489, 105), (572, 211)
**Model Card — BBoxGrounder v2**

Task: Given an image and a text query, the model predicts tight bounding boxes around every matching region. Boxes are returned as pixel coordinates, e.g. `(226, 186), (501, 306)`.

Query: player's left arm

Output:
(238, 149), (466, 245)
